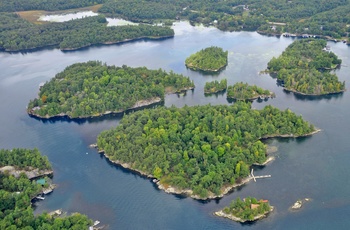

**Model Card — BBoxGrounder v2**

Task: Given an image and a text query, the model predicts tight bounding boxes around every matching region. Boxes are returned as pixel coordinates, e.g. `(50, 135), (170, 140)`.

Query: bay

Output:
(0, 21), (349, 229)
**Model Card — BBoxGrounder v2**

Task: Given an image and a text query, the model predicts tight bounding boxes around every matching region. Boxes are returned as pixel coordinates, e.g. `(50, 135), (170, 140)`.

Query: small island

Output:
(266, 39), (345, 95)
(97, 102), (318, 199)
(185, 46), (228, 72)
(215, 197), (273, 222)
(0, 148), (93, 229)
(290, 198), (311, 211)
(204, 79), (227, 94)
(27, 61), (194, 119)
(227, 82), (275, 100)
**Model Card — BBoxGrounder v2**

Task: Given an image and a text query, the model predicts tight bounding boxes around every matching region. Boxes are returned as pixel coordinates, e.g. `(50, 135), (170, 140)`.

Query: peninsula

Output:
(27, 61), (194, 119)
(204, 79), (227, 94)
(185, 46), (228, 72)
(0, 13), (174, 52)
(97, 102), (317, 199)
(215, 197), (273, 222)
(0, 148), (93, 229)
(266, 39), (345, 95)
(227, 82), (275, 100)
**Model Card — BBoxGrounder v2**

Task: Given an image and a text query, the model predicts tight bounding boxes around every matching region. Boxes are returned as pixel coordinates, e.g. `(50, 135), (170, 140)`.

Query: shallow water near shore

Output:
(1, 21), (350, 229)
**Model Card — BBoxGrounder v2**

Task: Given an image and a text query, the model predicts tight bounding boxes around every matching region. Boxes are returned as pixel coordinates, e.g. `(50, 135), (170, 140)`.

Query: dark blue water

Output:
(1, 21), (350, 230)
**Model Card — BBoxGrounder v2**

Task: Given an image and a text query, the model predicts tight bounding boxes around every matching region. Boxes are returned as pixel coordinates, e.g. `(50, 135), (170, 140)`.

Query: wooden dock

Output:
(251, 169), (271, 182)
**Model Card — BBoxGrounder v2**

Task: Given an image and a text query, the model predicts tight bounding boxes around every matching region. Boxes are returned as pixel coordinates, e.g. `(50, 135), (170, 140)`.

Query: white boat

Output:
(93, 220), (100, 226)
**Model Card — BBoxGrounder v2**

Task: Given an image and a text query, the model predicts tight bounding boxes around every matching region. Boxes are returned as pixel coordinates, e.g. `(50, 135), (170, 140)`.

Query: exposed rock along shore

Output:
(214, 206), (274, 223)
(283, 87), (346, 96)
(185, 63), (227, 73)
(227, 91), (275, 101)
(0, 165), (53, 179)
(92, 129), (319, 200)
(60, 35), (174, 51)
(95, 149), (268, 200)
(28, 97), (162, 119)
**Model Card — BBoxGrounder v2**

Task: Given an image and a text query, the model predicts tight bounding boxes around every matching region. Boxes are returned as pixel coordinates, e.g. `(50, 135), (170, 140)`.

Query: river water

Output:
(0, 21), (349, 229)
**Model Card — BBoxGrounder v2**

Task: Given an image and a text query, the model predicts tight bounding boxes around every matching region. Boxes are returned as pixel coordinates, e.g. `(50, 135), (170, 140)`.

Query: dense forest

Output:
(0, 148), (51, 170)
(185, 46), (228, 72)
(97, 102), (315, 198)
(227, 82), (274, 100)
(99, 0), (177, 22)
(267, 39), (345, 95)
(0, 0), (348, 42)
(28, 61), (194, 118)
(98, 0), (350, 40)
(0, 148), (92, 229)
(219, 197), (272, 222)
(0, 13), (174, 51)
(0, 0), (105, 12)
(204, 79), (227, 94)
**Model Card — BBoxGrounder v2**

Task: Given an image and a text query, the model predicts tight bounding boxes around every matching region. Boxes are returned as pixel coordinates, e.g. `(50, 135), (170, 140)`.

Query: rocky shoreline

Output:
(95, 148), (272, 200)
(283, 87), (346, 96)
(28, 97), (162, 119)
(0, 165), (53, 179)
(92, 129), (318, 200)
(214, 206), (274, 223)
(60, 35), (174, 51)
(185, 63), (227, 73)
(261, 128), (321, 139)
(3, 35), (174, 53)
(227, 91), (275, 101)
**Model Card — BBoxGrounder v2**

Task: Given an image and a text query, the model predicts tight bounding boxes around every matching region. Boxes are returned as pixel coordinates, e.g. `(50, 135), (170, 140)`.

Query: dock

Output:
(250, 169), (271, 182)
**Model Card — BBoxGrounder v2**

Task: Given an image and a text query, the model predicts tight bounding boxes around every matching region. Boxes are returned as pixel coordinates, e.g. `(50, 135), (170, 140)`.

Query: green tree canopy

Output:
(267, 39), (345, 95)
(185, 46), (228, 72)
(227, 82), (274, 100)
(97, 102), (315, 198)
(28, 61), (194, 118)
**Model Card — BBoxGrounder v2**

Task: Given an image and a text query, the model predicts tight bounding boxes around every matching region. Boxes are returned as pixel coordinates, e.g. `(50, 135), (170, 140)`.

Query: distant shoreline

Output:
(2, 35), (174, 53)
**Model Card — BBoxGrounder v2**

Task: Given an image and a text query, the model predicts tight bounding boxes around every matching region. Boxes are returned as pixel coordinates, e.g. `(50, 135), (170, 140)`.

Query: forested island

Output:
(204, 79), (227, 94)
(215, 197), (273, 222)
(0, 13), (174, 52)
(97, 0), (350, 42)
(185, 46), (228, 72)
(227, 82), (275, 100)
(27, 61), (194, 119)
(0, 148), (93, 229)
(97, 102), (317, 199)
(267, 39), (345, 95)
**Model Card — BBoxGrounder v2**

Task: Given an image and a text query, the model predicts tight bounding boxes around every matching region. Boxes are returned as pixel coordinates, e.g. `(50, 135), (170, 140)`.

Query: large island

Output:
(97, 102), (318, 199)
(185, 46), (228, 72)
(27, 61), (194, 119)
(0, 148), (93, 229)
(266, 39), (345, 95)
(215, 197), (273, 222)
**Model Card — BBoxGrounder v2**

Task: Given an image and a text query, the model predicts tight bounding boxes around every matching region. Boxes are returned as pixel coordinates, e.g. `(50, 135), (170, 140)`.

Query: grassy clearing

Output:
(17, 4), (103, 24)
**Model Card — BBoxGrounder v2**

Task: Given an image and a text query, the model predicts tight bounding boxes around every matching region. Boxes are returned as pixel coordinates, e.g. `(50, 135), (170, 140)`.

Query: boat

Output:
(36, 195), (45, 200)
(93, 220), (100, 226)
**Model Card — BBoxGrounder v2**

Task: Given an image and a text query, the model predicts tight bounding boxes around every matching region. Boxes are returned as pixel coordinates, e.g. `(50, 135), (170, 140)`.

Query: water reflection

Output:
(38, 11), (98, 22)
